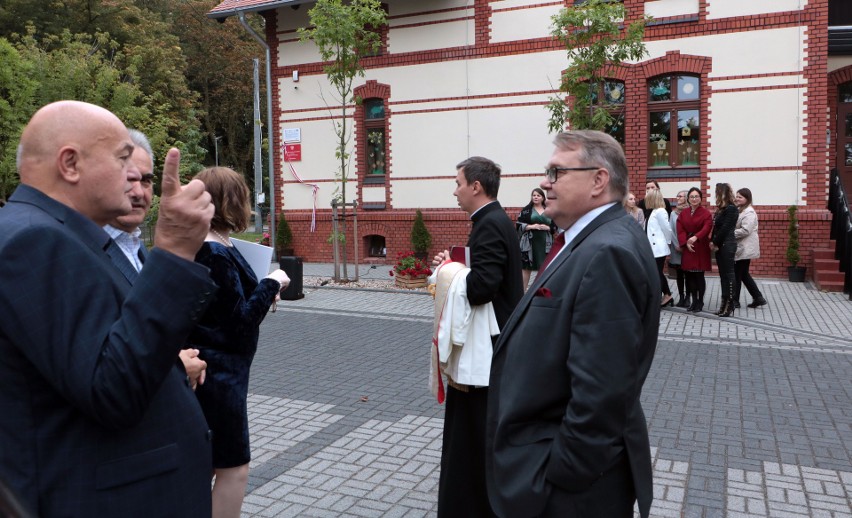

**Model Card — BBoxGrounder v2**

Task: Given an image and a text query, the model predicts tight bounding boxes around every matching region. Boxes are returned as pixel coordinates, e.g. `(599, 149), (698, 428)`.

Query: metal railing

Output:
(828, 168), (852, 298)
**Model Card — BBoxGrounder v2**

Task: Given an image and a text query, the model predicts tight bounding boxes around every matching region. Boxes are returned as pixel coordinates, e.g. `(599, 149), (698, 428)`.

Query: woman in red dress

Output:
(677, 187), (713, 313)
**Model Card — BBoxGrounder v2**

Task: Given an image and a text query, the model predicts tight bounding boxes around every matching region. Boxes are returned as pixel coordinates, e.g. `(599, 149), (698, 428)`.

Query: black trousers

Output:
(735, 259), (763, 302)
(715, 241), (736, 303)
(655, 257), (671, 296)
(438, 385), (496, 518)
(685, 271), (706, 303)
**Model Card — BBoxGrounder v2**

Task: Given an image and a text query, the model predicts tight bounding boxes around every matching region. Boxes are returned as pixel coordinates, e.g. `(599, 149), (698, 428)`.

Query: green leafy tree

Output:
(0, 1), (206, 181)
(546, 0), (650, 133)
(0, 38), (37, 200)
(299, 0), (387, 280)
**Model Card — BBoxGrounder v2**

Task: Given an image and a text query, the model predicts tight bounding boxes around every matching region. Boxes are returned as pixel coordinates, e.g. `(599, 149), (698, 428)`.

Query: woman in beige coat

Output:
(734, 188), (767, 308)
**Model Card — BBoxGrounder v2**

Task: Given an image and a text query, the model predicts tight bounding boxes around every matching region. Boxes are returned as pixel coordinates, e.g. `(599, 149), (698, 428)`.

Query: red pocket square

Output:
(535, 287), (553, 298)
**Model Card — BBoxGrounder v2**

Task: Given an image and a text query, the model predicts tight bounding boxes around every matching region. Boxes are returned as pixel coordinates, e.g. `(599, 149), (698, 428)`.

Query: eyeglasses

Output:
(544, 166), (598, 183)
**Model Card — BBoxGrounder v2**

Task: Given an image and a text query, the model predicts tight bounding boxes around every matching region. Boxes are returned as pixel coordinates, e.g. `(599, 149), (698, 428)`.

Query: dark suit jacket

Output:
(486, 203), (659, 518)
(466, 201), (524, 328)
(0, 185), (217, 517)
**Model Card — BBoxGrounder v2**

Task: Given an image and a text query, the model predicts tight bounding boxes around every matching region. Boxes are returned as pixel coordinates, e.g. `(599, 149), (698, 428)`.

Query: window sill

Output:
(363, 175), (386, 185)
(647, 168), (700, 179)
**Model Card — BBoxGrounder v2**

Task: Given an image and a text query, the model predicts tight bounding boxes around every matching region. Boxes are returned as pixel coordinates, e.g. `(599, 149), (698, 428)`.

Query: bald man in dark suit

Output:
(0, 101), (217, 516)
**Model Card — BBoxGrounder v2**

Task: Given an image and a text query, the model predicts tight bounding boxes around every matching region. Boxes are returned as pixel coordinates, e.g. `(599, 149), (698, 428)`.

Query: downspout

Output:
(238, 11), (278, 258)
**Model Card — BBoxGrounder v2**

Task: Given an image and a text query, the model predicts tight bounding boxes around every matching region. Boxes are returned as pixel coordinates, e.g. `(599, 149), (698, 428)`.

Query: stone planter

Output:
(395, 273), (428, 289)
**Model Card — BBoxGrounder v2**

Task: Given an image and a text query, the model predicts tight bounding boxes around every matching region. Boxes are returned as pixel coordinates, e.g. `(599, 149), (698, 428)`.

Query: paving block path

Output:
(240, 265), (852, 517)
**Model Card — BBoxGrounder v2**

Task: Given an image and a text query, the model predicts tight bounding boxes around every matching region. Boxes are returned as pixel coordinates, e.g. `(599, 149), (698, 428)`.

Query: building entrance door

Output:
(837, 96), (852, 192)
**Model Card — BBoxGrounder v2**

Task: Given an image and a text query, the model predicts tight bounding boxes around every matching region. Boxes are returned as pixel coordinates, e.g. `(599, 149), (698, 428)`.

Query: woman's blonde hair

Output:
(645, 189), (665, 210)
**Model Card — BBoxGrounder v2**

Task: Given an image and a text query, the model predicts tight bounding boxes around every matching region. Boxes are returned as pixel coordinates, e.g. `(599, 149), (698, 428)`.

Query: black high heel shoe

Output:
(661, 295), (674, 307)
(715, 300), (729, 316)
(676, 295), (690, 308)
(719, 303), (735, 317)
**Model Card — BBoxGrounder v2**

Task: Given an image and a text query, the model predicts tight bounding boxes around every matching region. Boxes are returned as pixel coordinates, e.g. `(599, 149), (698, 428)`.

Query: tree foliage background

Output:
(0, 0), (268, 201)
(546, 0), (649, 134)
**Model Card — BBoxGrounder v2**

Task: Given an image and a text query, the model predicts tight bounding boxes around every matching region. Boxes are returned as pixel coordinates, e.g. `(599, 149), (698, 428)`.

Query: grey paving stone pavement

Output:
(240, 264), (852, 517)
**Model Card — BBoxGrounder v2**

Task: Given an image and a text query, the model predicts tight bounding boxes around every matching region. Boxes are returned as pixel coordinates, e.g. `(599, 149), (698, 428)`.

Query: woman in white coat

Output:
(734, 188), (768, 308)
(646, 190), (674, 306)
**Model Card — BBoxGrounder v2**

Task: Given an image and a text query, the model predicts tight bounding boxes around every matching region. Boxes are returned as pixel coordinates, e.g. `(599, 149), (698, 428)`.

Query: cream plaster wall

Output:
(490, 4), (562, 43)
(277, 118), (351, 182)
(277, 38), (322, 68)
(706, 0), (803, 20)
(391, 178), (460, 209)
(361, 186), (386, 203)
(388, 7), (472, 27)
(829, 56), (852, 73)
(711, 75), (804, 91)
(390, 110), (471, 180)
(389, 175), (542, 209)
(498, 176), (551, 208)
(492, 0), (545, 9)
(389, 104), (552, 181)
(643, 27), (805, 77)
(707, 170), (803, 206)
(707, 89), (805, 169)
(388, 19), (473, 54)
(644, 0), (699, 19)
(282, 182), (334, 210)
(388, 0), (471, 17)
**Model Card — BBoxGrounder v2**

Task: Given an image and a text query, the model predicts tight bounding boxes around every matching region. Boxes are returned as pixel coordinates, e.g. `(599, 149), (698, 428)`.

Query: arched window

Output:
(590, 80), (626, 145)
(648, 75), (700, 170)
(362, 97), (387, 183)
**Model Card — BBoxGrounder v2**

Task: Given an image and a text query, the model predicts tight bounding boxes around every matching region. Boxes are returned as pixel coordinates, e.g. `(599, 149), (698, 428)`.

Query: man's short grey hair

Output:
(127, 129), (154, 171)
(553, 130), (628, 199)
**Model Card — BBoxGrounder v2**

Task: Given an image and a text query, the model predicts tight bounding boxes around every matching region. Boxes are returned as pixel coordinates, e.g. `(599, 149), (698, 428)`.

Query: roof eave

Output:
(207, 0), (311, 20)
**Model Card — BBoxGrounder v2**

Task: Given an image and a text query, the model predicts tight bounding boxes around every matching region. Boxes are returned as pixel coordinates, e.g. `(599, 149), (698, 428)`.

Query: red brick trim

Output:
(475, 0), (491, 47)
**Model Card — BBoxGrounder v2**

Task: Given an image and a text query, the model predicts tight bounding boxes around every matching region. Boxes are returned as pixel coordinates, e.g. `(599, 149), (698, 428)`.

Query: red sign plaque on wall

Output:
(284, 143), (302, 162)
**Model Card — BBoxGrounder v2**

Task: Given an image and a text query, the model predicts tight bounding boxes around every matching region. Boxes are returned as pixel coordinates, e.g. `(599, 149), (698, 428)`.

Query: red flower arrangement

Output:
(390, 251), (432, 277)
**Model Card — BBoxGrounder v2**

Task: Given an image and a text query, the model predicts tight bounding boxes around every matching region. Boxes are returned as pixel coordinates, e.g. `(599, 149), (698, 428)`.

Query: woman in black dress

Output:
(191, 167), (290, 517)
(711, 183), (738, 317)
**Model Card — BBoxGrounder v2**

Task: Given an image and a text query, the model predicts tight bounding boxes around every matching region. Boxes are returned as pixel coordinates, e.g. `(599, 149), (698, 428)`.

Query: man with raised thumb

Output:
(0, 100), (219, 516)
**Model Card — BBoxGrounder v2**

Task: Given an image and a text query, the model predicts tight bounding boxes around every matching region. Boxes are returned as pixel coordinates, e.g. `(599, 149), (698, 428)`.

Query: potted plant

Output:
(276, 212), (294, 257)
(391, 251), (432, 289)
(786, 205), (806, 282)
(410, 209), (432, 261)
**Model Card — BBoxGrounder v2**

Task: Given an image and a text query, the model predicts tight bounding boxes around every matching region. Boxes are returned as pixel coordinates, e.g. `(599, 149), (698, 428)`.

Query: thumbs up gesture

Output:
(154, 148), (214, 261)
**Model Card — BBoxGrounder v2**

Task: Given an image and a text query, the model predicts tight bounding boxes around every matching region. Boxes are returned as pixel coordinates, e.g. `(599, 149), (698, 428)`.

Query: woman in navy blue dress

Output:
(190, 167), (290, 518)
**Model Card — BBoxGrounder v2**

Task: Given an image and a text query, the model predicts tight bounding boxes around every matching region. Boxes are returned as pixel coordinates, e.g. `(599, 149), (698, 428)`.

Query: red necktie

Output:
(540, 232), (565, 271)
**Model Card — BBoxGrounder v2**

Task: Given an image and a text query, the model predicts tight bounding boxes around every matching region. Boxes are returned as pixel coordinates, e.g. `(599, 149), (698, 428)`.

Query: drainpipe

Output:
(237, 11), (278, 258)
